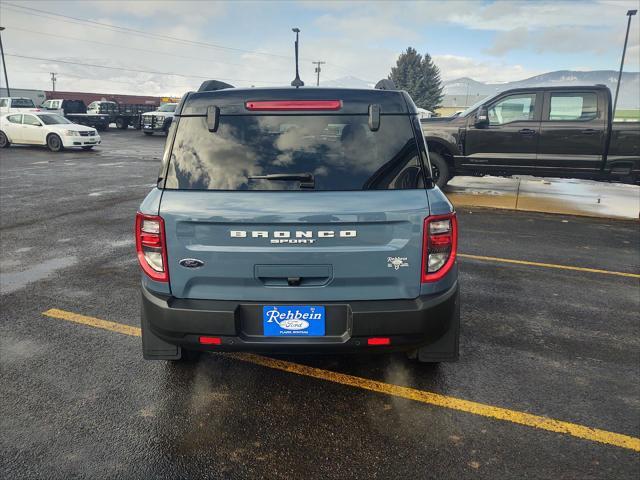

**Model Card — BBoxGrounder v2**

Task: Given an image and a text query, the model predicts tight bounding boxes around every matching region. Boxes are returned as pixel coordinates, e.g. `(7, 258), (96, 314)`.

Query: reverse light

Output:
(245, 100), (342, 111)
(135, 212), (169, 282)
(421, 213), (458, 283)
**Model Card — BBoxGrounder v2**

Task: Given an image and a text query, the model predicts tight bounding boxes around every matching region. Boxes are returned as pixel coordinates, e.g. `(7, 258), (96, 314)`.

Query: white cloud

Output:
(433, 54), (541, 82)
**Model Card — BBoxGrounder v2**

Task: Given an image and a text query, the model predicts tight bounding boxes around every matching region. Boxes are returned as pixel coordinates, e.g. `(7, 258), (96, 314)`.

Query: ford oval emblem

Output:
(179, 258), (205, 269)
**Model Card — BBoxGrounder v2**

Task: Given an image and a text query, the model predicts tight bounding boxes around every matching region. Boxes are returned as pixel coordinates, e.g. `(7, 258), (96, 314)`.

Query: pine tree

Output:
(389, 47), (444, 111)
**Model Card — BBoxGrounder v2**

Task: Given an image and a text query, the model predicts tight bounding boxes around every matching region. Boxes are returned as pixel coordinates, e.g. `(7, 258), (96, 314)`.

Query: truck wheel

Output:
(144, 131), (153, 136)
(0, 131), (10, 148)
(428, 151), (451, 188)
(47, 134), (64, 152)
(115, 118), (127, 129)
(96, 123), (108, 131)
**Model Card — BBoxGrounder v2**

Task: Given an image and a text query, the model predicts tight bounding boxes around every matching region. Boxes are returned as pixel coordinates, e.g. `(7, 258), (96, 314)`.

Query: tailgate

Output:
(160, 190), (429, 302)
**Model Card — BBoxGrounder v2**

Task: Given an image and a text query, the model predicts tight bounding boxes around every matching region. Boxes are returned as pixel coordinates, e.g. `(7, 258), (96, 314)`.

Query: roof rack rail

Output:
(375, 79), (396, 90)
(198, 80), (235, 92)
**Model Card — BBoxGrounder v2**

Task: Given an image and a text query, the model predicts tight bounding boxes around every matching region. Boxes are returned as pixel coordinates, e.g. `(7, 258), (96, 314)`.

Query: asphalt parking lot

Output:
(1, 129), (639, 479)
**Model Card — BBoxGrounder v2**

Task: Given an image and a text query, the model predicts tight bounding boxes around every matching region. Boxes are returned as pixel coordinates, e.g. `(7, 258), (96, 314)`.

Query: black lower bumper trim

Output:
(141, 282), (459, 354)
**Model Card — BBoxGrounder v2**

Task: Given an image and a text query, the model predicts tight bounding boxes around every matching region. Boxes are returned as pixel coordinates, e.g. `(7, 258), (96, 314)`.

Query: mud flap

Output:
(141, 305), (182, 360)
(416, 288), (460, 363)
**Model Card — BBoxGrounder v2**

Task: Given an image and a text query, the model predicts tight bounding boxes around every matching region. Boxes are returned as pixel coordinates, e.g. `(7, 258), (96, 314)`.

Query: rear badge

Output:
(179, 258), (205, 269)
(387, 257), (409, 270)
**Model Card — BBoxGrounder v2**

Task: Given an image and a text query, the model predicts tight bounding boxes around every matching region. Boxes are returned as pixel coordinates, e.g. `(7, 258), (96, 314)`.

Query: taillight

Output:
(421, 213), (457, 283)
(245, 100), (342, 111)
(135, 212), (169, 282)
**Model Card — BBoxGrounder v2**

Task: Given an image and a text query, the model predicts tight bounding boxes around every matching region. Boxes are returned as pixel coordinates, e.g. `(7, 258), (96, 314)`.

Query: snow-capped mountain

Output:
(443, 70), (639, 108)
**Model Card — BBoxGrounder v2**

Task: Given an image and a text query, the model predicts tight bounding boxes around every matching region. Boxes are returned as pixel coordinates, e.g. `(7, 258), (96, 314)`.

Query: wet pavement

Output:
(445, 175), (640, 220)
(1, 130), (639, 479)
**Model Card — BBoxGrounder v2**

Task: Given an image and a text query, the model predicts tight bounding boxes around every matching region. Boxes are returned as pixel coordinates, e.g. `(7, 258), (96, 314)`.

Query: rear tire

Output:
(47, 134), (64, 152)
(144, 131), (153, 136)
(115, 117), (128, 129)
(96, 123), (108, 131)
(428, 151), (451, 188)
(0, 131), (10, 148)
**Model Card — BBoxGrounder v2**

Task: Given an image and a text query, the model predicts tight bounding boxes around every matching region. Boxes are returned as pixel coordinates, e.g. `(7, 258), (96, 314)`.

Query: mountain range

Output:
(324, 70), (640, 109)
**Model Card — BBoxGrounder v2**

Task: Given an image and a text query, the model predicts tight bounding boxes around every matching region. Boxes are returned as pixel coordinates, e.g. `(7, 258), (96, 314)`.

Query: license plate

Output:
(263, 305), (325, 336)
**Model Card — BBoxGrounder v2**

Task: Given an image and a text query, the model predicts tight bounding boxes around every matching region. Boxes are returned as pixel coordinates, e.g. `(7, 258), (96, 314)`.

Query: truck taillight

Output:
(135, 212), (169, 282)
(422, 213), (457, 283)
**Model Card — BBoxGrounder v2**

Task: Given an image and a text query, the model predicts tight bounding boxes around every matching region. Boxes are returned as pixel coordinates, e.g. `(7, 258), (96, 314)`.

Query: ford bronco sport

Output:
(137, 81), (460, 363)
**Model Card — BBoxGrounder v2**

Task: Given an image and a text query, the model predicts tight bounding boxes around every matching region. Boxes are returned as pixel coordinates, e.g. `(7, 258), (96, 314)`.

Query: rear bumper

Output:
(141, 281), (459, 356)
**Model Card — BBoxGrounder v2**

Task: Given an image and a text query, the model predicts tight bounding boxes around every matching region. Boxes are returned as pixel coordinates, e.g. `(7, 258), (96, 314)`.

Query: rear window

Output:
(164, 115), (423, 191)
(11, 99), (35, 108)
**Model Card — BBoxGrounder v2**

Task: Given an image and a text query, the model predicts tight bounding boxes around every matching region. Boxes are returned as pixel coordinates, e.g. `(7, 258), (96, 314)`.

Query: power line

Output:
(2, 2), (353, 74)
(8, 26), (246, 68)
(4, 53), (283, 85)
(3, 2), (292, 60)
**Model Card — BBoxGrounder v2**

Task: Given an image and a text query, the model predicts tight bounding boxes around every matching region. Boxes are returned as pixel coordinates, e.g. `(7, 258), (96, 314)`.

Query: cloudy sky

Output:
(1, 0), (638, 96)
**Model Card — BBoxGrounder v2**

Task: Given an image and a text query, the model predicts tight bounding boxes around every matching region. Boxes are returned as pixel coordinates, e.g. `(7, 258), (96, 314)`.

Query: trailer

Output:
(40, 99), (110, 131)
(86, 101), (156, 129)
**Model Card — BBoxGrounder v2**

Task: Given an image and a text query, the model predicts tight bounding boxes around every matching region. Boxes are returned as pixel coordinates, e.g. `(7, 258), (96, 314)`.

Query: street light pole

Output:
(612, 9), (637, 120)
(291, 28), (304, 87)
(0, 27), (10, 97)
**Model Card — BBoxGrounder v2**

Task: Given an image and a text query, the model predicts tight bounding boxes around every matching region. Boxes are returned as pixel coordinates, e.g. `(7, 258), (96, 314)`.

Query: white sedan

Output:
(0, 112), (101, 152)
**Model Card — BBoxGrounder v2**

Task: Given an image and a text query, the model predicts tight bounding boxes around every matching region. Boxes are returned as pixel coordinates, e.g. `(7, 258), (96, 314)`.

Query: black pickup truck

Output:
(421, 85), (640, 186)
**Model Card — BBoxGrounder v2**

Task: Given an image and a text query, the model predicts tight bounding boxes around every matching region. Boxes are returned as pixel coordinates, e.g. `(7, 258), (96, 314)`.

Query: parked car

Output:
(0, 97), (39, 114)
(421, 85), (640, 186)
(136, 81), (460, 364)
(140, 103), (178, 135)
(0, 112), (101, 152)
(86, 100), (155, 129)
(40, 99), (110, 131)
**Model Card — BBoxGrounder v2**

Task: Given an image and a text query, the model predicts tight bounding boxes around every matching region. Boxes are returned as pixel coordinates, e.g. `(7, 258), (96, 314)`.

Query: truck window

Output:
(488, 94), (536, 125)
(11, 99), (36, 108)
(7, 114), (22, 124)
(0, 99), (7, 107)
(549, 93), (597, 121)
(165, 115), (423, 191)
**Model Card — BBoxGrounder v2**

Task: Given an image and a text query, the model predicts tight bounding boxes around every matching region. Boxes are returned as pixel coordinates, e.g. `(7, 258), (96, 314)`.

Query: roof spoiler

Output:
(198, 80), (234, 92)
(374, 79), (396, 90)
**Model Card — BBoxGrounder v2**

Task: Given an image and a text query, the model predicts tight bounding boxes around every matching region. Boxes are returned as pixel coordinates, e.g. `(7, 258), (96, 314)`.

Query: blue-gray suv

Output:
(136, 82), (459, 363)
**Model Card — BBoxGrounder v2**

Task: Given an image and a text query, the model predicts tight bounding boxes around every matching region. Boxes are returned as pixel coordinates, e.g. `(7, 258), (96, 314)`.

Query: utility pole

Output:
(312, 61), (325, 86)
(613, 9), (637, 120)
(0, 27), (10, 96)
(50, 72), (57, 92)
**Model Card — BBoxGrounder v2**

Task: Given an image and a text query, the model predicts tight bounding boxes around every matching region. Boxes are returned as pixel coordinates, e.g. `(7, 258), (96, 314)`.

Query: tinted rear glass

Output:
(12, 99), (35, 108)
(165, 115), (423, 191)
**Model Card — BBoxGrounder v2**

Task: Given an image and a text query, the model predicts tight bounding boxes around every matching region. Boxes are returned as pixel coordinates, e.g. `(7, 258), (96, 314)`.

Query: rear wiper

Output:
(248, 173), (315, 189)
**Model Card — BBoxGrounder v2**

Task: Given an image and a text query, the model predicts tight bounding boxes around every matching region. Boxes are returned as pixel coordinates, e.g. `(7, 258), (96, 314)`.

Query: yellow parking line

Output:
(44, 308), (141, 336)
(42, 308), (640, 452)
(458, 253), (640, 279)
